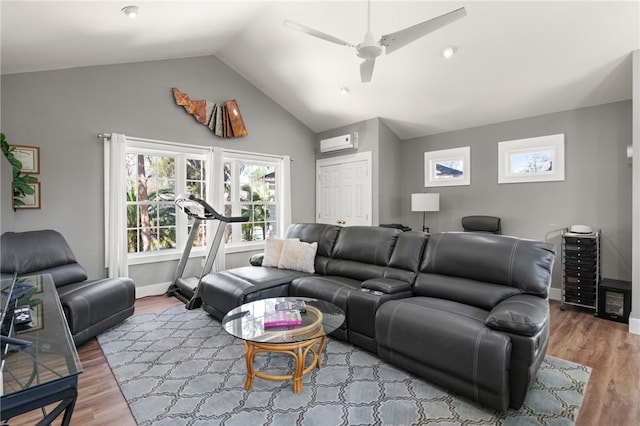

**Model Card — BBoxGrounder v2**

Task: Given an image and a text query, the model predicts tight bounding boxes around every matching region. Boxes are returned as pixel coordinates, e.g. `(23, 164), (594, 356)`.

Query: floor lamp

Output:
(411, 193), (440, 233)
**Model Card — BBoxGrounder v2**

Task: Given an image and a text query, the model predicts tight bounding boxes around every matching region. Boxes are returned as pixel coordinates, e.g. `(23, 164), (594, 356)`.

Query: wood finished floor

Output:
(6, 296), (640, 425)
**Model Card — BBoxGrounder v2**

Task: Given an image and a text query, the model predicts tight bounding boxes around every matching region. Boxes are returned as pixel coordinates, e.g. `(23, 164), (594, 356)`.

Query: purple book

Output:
(264, 310), (302, 328)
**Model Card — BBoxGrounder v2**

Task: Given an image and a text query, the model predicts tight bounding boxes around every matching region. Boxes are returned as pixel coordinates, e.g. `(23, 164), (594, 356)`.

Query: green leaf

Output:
(8, 157), (22, 170)
(13, 181), (33, 194)
(1, 133), (39, 205)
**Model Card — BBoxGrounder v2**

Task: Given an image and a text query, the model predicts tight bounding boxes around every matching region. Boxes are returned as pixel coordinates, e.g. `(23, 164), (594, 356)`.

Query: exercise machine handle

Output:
(175, 195), (248, 223)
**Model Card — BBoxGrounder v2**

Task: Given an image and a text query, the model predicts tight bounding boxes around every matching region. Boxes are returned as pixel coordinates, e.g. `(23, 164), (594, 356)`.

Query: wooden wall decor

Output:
(172, 87), (248, 138)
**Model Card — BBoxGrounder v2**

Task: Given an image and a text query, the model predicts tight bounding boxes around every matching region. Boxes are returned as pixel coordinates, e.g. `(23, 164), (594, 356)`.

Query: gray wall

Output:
(316, 118), (380, 225)
(378, 119), (403, 225)
(400, 100), (633, 291)
(0, 55), (316, 289)
(314, 117), (404, 226)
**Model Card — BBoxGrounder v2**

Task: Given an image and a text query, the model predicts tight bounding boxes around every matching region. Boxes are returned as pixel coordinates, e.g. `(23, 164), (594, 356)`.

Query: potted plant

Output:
(1, 132), (38, 209)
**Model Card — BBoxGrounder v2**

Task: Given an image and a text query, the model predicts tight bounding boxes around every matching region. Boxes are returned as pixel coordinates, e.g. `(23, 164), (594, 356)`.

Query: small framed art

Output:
(13, 182), (41, 209)
(11, 145), (40, 174)
(424, 146), (470, 187)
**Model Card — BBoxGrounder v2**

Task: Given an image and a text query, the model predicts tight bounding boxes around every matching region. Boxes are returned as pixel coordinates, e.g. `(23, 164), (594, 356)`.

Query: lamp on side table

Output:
(411, 193), (440, 233)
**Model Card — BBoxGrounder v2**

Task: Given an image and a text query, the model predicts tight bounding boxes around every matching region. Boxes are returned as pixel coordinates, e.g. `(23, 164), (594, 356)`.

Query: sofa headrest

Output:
(285, 223), (341, 258)
(332, 226), (402, 266)
(1, 230), (80, 275)
(388, 231), (429, 272)
(420, 232), (555, 297)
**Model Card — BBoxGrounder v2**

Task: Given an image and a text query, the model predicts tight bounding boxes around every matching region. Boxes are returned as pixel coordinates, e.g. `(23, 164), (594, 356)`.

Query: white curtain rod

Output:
(97, 133), (292, 161)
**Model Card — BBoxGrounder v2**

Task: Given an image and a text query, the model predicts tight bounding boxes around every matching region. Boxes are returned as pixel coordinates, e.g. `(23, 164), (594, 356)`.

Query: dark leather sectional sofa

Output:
(199, 223), (556, 411)
(1, 230), (136, 346)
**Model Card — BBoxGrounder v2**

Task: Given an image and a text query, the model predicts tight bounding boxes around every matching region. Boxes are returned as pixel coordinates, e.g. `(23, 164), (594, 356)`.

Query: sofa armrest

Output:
(486, 294), (549, 337)
(361, 277), (411, 294)
(249, 253), (264, 266)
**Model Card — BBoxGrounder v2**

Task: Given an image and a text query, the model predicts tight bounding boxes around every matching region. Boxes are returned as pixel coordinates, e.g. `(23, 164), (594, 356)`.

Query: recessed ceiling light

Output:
(340, 86), (350, 95)
(441, 46), (457, 59)
(121, 6), (139, 19)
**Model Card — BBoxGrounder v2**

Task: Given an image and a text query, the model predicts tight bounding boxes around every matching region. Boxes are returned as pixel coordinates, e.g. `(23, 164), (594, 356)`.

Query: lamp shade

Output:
(411, 193), (440, 212)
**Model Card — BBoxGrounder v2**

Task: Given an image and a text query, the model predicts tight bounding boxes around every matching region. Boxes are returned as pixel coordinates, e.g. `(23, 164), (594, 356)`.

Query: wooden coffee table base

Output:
(244, 336), (327, 393)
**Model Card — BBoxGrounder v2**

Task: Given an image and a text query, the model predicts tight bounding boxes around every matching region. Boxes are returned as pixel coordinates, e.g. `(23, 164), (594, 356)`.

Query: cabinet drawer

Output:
(564, 236), (597, 246)
(564, 269), (596, 283)
(564, 282), (597, 293)
(565, 244), (597, 254)
(564, 258), (597, 267)
(563, 263), (597, 273)
(565, 251), (597, 261)
(564, 295), (596, 307)
(564, 289), (596, 300)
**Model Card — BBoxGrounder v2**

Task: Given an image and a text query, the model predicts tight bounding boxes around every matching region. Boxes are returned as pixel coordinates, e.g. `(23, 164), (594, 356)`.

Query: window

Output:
(223, 154), (280, 247)
(115, 137), (289, 265)
(125, 142), (206, 261)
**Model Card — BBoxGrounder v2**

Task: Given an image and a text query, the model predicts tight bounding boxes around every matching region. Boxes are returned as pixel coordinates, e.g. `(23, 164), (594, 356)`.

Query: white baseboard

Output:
(135, 281), (171, 299)
(629, 315), (640, 335)
(549, 287), (561, 301)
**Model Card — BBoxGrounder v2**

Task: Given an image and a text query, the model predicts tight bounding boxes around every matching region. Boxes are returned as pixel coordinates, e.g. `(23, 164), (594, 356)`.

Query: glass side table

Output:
(1, 274), (82, 425)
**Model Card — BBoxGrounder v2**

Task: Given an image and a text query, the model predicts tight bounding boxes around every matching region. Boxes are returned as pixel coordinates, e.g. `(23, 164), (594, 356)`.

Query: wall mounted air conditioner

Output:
(320, 132), (358, 153)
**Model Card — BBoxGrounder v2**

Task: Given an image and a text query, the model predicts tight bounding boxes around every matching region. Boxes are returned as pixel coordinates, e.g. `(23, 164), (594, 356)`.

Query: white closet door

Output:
(316, 152), (372, 226)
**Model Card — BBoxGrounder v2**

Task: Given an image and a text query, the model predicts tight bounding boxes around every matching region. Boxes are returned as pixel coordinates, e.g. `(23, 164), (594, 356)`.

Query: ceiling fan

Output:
(284, 2), (467, 83)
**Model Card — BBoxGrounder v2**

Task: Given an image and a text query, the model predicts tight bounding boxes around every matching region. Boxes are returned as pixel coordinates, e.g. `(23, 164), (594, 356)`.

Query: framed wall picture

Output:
(498, 134), (565, 184)
(424, 146), (470, 187)
(11, 145), (40, 174)
(13, 182), (41, 209)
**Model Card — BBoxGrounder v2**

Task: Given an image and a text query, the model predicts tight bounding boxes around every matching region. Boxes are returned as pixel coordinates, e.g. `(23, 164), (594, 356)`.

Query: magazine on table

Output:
(275, 300), (306, 313)
(264, 310), (302, 328)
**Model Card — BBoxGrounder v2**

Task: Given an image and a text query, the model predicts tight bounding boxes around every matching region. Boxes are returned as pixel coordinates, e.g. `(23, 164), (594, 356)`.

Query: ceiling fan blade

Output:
(284, 19), (355, 47)
(381, 7), (466, 55)
(360, 58), (376, 83)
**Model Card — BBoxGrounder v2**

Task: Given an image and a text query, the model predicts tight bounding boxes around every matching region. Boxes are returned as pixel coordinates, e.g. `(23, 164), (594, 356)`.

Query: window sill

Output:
(127, 243), (262, 265)
(225, 242), (265, 254)
(128, 247), (207, 265)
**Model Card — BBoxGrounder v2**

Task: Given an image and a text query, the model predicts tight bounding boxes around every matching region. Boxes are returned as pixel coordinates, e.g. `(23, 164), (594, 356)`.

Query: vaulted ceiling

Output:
(2, 1), (638, 139)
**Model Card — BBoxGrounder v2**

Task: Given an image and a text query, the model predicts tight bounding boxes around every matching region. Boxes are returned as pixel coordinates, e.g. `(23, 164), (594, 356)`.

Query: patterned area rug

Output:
(97, 306), (590, 426)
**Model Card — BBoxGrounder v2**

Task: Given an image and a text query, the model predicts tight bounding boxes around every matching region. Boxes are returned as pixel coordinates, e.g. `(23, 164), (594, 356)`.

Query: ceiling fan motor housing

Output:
(357, 31), (382, 59)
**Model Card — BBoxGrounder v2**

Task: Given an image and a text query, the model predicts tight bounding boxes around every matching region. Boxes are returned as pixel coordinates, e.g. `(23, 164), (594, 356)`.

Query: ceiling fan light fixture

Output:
(442, 46), (457, 59)
(121, 5), (139, 19)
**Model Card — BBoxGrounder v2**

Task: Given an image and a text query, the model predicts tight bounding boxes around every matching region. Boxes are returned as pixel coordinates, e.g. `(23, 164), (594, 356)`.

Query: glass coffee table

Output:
(222, 297), (344, 393)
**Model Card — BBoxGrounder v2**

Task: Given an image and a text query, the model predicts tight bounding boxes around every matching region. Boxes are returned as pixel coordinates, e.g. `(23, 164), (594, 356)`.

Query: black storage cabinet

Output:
(561, 229), (600, 312)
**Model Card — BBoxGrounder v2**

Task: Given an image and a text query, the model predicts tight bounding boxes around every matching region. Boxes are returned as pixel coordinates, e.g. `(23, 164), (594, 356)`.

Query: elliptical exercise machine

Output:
(166, 194), (247, 309)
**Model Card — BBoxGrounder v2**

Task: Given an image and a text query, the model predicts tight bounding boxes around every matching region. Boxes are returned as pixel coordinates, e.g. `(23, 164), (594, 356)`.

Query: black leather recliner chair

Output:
(1, 230), (136, 346)
(375, 231), (554, 410)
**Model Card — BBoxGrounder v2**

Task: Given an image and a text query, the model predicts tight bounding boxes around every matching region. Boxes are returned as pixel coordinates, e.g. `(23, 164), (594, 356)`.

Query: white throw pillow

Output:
(278, 240), (318, 273)
(262, 238), (299, 267)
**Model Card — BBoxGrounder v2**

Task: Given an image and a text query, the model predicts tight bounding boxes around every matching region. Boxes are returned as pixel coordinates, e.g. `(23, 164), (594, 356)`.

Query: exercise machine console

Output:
(166, 195), (247, 309)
